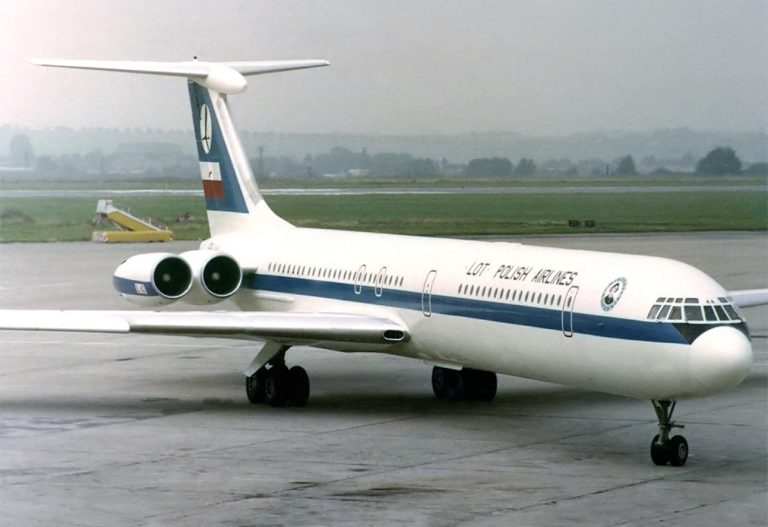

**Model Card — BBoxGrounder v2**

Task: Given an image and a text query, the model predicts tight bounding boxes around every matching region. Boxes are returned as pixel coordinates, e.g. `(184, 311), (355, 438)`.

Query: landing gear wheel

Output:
(245, 369), (265, 404)
(431, 367), (450, 399)
(432, 367), (497, 402)
(668, 435), (688, 467)
(288, 366), (310, 407)
(264, 366), (289, 407)
(650, 434), (668, 466)
(431, 367), (464, 401)
(649, 400), (688, 466)
(463, 369), (497, 402)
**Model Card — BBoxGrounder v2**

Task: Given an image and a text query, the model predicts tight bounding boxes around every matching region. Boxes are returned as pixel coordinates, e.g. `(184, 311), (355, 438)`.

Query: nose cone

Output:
(688, 326), (752, 395)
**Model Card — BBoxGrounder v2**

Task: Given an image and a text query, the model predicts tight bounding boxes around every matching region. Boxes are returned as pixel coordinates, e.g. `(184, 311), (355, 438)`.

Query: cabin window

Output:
(557, 295), (562, 306)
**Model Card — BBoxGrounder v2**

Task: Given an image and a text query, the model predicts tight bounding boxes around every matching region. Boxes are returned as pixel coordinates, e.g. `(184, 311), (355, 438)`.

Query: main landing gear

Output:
(245, 345), (309, 407)
(431, 366), (497, 402)
(650, 400), (688, 466)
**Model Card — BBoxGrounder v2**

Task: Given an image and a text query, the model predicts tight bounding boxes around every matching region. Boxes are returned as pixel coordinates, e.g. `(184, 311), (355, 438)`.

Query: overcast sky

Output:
(1, 0), (766, 136)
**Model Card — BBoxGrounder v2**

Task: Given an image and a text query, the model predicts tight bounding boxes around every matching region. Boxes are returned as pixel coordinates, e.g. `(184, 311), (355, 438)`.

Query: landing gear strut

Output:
(432, 366), (497, 401)
(245, 345), (310, 407)
(650, 400), (688, 466)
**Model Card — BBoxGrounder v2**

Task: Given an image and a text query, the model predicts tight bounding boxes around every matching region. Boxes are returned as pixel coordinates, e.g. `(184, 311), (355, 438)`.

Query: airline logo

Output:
(200, 162), (224, 199)
(601, 277), (627, 311)
(199, 104), (213, 154)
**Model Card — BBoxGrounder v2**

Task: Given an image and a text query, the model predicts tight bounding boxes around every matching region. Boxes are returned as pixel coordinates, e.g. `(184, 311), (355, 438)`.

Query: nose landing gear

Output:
(650, 400), (688, 466)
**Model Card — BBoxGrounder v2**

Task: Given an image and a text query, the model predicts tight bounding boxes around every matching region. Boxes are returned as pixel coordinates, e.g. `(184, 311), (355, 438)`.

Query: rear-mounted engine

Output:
(179, 250), (243, 305)
(113, 253), (193, 307)
(113, 250), (242, 307)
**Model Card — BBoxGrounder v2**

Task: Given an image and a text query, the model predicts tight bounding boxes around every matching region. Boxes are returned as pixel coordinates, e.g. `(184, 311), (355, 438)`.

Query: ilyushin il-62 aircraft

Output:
(2, 58), (766, 467)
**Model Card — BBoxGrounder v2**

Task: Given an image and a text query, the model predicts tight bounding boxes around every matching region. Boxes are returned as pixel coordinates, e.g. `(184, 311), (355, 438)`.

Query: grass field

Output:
(1, 189), (765, 242)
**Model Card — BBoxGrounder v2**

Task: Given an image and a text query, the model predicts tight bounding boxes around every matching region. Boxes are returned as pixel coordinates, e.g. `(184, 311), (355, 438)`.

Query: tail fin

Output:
(31, 58), (330, 236)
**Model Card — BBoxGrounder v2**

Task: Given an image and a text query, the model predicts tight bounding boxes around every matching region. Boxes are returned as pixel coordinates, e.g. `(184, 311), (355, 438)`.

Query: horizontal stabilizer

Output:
(0, 310), (408, 345)
(31, 58), (329, 94)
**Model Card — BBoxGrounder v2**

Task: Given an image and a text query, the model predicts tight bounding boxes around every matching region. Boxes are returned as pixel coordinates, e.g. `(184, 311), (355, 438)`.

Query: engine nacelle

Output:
(179, 250), (243, 305)
(113, 253), (193, 307)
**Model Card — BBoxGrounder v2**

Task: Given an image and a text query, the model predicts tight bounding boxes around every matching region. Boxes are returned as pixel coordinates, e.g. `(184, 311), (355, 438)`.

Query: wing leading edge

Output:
(0, 310), (408, 346)
(728, 289), (768, 308)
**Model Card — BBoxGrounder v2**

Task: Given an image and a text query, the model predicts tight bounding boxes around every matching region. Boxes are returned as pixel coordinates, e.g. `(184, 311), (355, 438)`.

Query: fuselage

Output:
(203, 226), (753, 401)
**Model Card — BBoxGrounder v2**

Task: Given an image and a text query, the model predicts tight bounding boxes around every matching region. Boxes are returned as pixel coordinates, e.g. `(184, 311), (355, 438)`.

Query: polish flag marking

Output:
(200, 162), (223, 199)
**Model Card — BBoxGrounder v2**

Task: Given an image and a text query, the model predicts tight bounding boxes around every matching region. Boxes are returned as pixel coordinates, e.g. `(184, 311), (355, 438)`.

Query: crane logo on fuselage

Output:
(601, 277), (627, 311)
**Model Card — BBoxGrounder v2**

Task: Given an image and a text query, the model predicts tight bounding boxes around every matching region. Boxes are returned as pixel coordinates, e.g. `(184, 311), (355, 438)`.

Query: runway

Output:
(1, 183), (764, 198)
(0, 233), (765, 526)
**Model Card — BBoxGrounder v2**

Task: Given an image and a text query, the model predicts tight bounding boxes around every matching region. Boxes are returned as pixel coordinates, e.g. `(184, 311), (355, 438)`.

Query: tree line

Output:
(3, 133), (766, 180)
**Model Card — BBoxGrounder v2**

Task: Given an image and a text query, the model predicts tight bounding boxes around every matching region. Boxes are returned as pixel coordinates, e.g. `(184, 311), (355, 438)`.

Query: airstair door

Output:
(422, 270), (437, 317)
(561, 286), (579, 337)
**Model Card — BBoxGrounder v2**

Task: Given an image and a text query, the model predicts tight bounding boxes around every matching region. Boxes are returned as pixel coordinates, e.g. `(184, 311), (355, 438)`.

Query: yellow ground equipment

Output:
(92, 199), (173, 243)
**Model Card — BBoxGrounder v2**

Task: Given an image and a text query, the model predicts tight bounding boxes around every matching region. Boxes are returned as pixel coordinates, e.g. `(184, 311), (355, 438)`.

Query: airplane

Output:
(2, 58), (766, 467)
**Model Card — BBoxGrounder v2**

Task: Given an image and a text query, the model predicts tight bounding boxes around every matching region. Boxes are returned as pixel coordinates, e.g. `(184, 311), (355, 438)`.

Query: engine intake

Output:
(180, 250), (243, 305)
(113, 253), (193, 307)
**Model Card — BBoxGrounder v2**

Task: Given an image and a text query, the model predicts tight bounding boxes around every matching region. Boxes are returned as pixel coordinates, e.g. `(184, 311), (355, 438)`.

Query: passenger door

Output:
(422, 270), (437, 317)
(561, 285), (579, 337)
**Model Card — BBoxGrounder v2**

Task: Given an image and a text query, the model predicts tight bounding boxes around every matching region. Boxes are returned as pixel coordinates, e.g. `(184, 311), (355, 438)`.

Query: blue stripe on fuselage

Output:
(243, 273), (687, 345)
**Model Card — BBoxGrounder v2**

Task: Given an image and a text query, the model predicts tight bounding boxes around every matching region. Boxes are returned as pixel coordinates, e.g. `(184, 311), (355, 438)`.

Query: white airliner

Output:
(2, 59), (766, 467)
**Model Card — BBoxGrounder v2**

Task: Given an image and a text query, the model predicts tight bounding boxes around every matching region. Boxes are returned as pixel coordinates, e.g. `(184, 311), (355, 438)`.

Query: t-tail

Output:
(31, 58), (330, 236)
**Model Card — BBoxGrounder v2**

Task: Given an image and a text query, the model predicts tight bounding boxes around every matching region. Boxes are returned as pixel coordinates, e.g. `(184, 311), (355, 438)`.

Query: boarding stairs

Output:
(92, 199), (173, 243)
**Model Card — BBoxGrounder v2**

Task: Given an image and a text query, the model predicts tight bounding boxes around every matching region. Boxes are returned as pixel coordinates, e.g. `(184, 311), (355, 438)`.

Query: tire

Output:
(650, 434), (668, 466)
(443, 368), (465, 401)
(463, 369), (497, 402)
(288, 366), (310, 407)
(668, 435), (688, 467)
(245, 369), (265, 404)
(431, 367), (449, 399)
(264, 366), (289, 407)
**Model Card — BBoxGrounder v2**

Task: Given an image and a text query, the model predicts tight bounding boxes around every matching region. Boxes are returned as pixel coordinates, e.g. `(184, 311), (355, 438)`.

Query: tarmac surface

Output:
(0, 232), (766, 526)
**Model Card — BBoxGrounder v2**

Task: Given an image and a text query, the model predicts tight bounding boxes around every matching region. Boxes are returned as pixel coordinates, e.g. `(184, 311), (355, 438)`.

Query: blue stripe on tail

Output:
(188, 82), (248, 214)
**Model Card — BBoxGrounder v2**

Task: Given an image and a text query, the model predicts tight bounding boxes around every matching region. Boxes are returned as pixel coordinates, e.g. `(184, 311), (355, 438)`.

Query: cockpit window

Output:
(647, 304), (662, 319)
(723, 304), (739, 320)
(684, 305), (703, 321)
(647, 297), (742, 324)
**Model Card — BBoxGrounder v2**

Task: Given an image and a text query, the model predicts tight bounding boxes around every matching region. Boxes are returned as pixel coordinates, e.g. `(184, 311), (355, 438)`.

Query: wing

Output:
(728, 289), (768, 308)
(0, 310), (408, 347)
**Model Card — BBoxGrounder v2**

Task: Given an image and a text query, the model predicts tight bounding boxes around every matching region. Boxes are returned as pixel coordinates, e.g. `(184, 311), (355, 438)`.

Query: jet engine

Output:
(113, 253), (193, 307)
(113, 250), (242, 307)
(178, 250), (243, 305)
